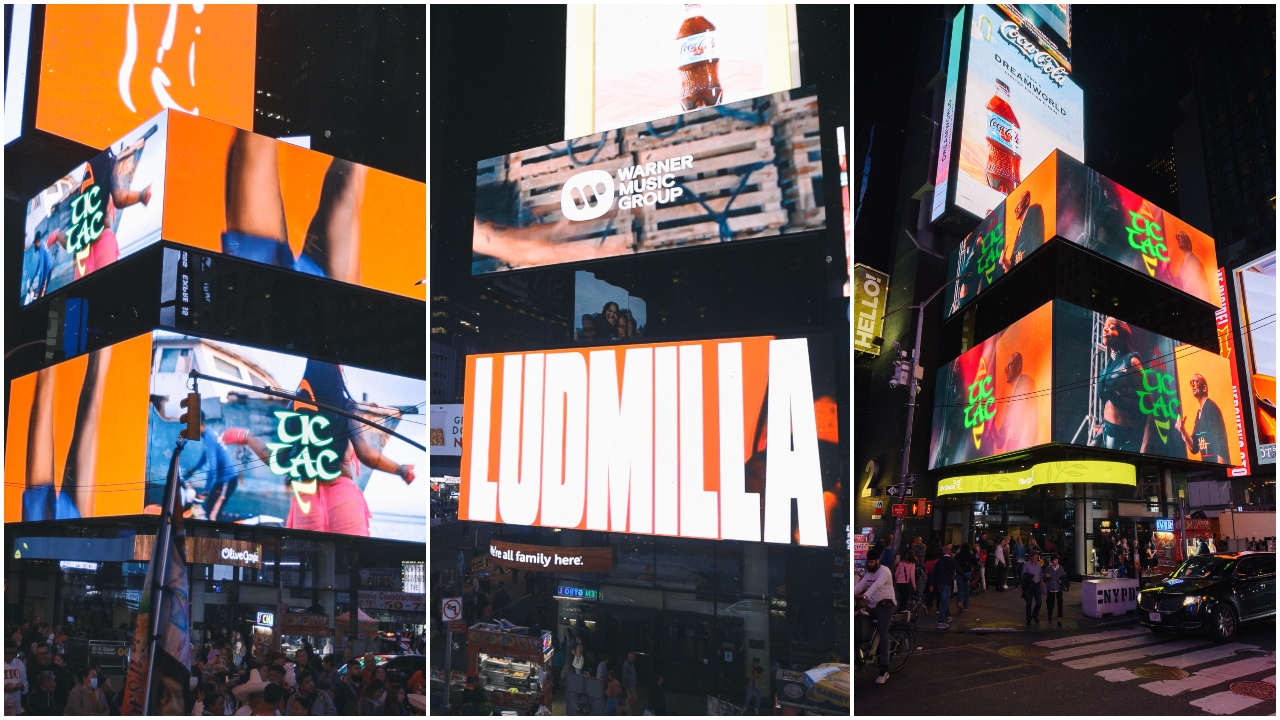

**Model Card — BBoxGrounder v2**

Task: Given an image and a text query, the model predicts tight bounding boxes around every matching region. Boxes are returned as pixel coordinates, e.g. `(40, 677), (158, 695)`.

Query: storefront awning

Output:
(937, 460), (1135, 496)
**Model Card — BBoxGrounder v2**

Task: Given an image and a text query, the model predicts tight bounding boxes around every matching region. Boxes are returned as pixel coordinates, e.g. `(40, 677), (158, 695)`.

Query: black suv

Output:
(1138, 553), (1275, 641)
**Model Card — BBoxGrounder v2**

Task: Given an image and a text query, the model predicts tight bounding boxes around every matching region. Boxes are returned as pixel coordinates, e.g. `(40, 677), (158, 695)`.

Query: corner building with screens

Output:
(432, 6), (849, 716)
(5, 5), (427, 708)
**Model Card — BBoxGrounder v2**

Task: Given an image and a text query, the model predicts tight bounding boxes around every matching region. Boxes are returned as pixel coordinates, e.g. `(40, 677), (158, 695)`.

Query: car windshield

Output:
(1169, 556), (1235, 581)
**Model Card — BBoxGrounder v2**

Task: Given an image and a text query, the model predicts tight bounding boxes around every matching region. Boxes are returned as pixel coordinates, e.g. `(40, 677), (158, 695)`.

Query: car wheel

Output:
(1211, 604), (1237, 641)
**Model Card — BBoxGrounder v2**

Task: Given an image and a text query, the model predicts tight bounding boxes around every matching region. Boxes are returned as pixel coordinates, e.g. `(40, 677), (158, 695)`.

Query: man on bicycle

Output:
(855, 548), (896, 685)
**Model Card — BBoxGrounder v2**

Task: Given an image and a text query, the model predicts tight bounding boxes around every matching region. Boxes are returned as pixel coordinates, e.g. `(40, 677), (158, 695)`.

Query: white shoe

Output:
(875, 672), (890, 685)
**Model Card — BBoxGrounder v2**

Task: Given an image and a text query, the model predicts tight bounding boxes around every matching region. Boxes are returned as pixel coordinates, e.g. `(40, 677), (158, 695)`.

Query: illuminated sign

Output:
(563, 4), (800, 138)
(4, 331), (426, 543)
(1215, 269), (1251, 477)
(1155, 518), (1174, 533)
(943, 151), (1221, 319)
(852, 264), (890, 356)
(22, 110), (425, 307)
(474, 87), (824, 274)
(35, 4), (256, 150)
(575, 272), (647, 343)
(488, 539), (614, 573)
(1233, 252), (1276, 465)
(402, 562), (425, 595)
(938, 4), (1084, 223)
(256, 612), (275, 627)
(554, 585), (601, 601)
(931, 6), (967, 221)
(358, 591), (426, 613)
(430, 405), (464, 456)
(936, 461), (1135, 495)
(930, 300), (1245, 469)
(461, 336), (843, 547)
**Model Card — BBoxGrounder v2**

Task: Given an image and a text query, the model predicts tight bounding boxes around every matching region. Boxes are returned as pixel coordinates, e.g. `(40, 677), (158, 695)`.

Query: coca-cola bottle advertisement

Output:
(952, 3), (1083, 221)
(575, 4), (799, 135)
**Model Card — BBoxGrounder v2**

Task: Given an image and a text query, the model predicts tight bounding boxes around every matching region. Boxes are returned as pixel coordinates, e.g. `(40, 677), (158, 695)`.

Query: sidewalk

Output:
(912, 580), (1140, 636)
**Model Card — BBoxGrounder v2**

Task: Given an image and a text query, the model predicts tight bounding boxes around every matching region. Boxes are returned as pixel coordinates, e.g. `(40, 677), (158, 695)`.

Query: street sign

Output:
(442, 597), (463, 622)
(891, 503), (907, 517)
(905, 474), (916, 486)
(886, 485), (901, 496)
(887, 485), (915, 497)
(448, 620), (466, 633)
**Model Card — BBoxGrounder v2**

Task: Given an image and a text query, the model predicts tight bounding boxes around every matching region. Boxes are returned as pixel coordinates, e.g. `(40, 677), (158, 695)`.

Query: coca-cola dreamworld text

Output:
(460, 336), (832, 546)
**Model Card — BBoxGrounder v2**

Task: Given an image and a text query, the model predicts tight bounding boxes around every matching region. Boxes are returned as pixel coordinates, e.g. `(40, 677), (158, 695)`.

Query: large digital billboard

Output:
(460, 336), (844, 547)
(5, 331), (426, 543)
(929, 300), (1246, 470)
(944, 151), (1221, 318)
(35, 4), (257, 150)
(564, 4), (800, 138)
(1234, 252), (1276, 465)
(574, 271), (647, 342)
(474, 87), (824, 274)
(940, 3), (1084, 223)
(21, 110), (426, 305)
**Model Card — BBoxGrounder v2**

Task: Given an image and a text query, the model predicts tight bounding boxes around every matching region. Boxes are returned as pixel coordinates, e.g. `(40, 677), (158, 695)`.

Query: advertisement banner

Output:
(4, 331), (426, 543)
(402, 562), (425, 594)
(936, 460), (1135, 496)
(564, 4), (799, 138)
(36, 4), (256, 149)
(944, 151), (1222, 318)
(359, 568), (404, 589)
(929, 301), (1054, 468)
(852, 264), (890, 355)
(22, 112), (168, 306)
(133, 536), (263, 568)
(575, 271), (648, 342)
(488, 539), (615, 573)
(358, 591), (426, 613)
(931, 5), (967, 221)
(473, 87), (825, 274)
(430, 404), (464, 456)
(953, 4), (1083, 222)
(1216, 269), (1251, 477)
(460, 335), (844, 547)
(1233, 252), (1276, 465)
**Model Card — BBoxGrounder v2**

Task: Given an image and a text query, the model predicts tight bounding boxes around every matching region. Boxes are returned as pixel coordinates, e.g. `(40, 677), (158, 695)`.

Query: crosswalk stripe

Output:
(1139, 655), (1276, 697)
(1148, 643), (1258, 669)
(1043, 634), (1168, 661)
(1063, 639), (1214, 670)
(1033, 626), (1149, 648)
(1188, 690), (1266, 715)
(1096, 667), (1141, 683)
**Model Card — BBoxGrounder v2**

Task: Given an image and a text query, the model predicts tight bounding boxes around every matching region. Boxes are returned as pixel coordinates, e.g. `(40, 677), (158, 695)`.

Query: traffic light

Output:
(179, 392), (201, 440)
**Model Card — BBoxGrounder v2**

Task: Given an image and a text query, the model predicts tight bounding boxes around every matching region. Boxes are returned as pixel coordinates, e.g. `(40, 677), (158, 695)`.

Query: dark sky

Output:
(854, 4), (1201, 260)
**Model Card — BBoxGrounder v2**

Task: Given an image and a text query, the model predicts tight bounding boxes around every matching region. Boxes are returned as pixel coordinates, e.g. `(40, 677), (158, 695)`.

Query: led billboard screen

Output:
(5, 331), (426, 543)
(21, 111), (426, 305)
(35, 4), (257, 150)
(460, 336), (844, 547)
(564, 4), (800, 138)
(574, 271), (647, 342)
(474, 87), (824, 274)
(949, 3), (1083, 222)
(944, 151), (1221, 318)
(930, 300), (1246, 470)
(1234, 252), (1277, 465)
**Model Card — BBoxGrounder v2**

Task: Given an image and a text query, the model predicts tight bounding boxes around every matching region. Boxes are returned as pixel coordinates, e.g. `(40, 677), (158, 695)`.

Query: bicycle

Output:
(855, 598), (916, 676)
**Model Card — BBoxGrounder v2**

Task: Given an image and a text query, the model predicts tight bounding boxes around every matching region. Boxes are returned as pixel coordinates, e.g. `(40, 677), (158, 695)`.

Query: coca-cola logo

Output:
(681, 39), (707, 57)
(998, 22), (1068, 86)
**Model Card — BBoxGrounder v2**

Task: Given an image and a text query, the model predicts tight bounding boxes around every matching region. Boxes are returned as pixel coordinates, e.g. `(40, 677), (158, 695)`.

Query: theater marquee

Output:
(460, 336), (845, 548)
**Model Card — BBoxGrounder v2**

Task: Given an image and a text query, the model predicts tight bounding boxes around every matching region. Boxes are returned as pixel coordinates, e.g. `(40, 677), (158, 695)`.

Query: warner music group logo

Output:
(561, 155), (695, 222)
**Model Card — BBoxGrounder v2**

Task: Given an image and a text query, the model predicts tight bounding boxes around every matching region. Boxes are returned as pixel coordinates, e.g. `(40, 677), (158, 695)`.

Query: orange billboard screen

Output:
(460, 336), (844, 547)
(36, 4), (257, 149)
(163, 112), (426, 301)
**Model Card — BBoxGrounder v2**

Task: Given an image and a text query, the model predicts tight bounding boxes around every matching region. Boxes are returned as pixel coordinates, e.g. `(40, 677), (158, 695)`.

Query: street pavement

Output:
(855, 581), (1276, 716)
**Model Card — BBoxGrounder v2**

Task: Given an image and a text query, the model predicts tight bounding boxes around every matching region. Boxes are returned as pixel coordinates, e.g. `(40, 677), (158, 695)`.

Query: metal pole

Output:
(443, 626), (453, 713)
(142, 435), (186, 716)
(889, 302), (926, 560)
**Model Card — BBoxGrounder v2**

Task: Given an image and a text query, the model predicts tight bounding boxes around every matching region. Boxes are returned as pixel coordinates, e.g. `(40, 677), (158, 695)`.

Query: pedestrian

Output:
(65, 666), (110, 715)
(27, 670), (58, 715)
(604, 670), (622, 716)
(1013, 536), (1026, 579)
(993, 538), (1007, 591)
(955, 544), (977, 612)
(893, 550), (920, 611)
(357, 679), (385, 715)
(4, 641), (27, 717)
(646, 674), (667, 716)
(927, 545), (961, 630)
(854, 548), (895, 685)
(911, 537), (926, 564)
(572, 644), (586, 676)
(743, 657), (765, 713)
(1021, 549), (1045, 624)
(622, 652), (638, 712)
(525, 570), (537, 598)
(1044, 554), (1068, 628)
(976, 543), (988, 593)
(597, 655), (609, 682)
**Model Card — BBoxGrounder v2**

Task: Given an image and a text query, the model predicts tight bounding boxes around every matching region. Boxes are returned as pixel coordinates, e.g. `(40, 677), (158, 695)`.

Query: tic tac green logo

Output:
(1125, 207), (1168, 278)
(974, 221), (1005, 284)
(1136, 368), (1181, 443)
(964, 357), (996, 449)
(66, 185), (106, 256)
(266, 411), (341, 481)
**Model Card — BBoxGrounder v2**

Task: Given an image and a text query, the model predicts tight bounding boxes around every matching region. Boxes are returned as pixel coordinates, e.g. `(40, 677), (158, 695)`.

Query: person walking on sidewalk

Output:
(928, 546), (961, 629)
(955, 544), (978, 612)
(743, 657), (765, 713)
(622, 652), (638, 713)
(1021, 549), (1045, 624)
(1044, 554), (1067, 628)
(993, 538), (1008, 591)
(1013, 537), (1026, 580)
(893, 550), (920, 611)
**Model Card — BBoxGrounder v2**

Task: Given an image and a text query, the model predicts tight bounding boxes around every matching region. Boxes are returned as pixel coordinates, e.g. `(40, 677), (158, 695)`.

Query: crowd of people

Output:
(5, 619), (426, 716)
